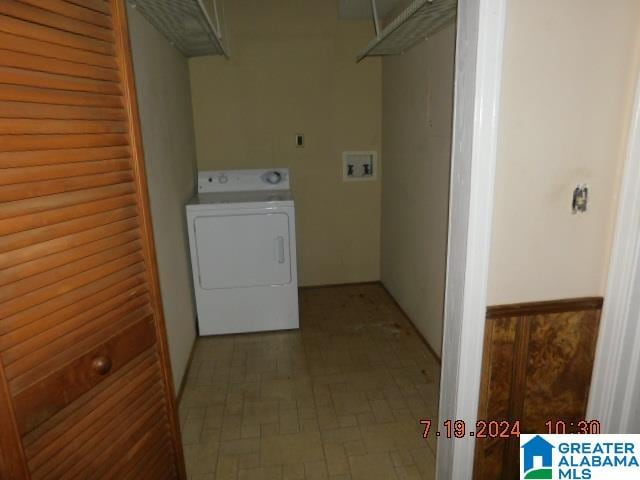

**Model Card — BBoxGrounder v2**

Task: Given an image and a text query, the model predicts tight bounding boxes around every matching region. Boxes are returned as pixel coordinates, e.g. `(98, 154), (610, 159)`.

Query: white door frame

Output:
(437, 0), (507, 478)
(587, 73), (640, 434)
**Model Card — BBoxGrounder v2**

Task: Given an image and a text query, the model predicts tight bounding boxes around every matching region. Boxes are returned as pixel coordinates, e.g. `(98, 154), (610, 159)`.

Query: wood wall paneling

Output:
(0, 0), (185, 478)
(474, 298), (603, 480)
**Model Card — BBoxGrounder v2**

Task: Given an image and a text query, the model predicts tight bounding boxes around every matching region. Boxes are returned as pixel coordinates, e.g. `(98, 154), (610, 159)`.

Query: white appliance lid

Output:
(189, 190), (293, 206)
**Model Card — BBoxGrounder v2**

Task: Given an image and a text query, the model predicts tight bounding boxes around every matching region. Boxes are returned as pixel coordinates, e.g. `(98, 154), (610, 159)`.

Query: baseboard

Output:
(378, 282), (442, 364)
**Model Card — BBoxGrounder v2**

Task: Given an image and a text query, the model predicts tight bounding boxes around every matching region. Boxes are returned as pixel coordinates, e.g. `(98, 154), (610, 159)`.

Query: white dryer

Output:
(186, 169), (299, 335)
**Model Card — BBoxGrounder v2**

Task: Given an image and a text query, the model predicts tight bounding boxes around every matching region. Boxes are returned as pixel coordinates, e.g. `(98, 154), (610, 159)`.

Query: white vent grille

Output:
(129, 0), (227, 57)
(357, 0), (457, 62)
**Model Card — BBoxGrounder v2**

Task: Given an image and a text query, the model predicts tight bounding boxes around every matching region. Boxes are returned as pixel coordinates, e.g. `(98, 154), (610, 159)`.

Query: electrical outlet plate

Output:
(343, 151), (377, 181)
(572, 183), (589, 214)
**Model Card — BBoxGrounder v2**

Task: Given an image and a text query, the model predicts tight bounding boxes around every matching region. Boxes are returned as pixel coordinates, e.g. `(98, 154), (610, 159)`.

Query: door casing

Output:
(437, 0), (507, 478)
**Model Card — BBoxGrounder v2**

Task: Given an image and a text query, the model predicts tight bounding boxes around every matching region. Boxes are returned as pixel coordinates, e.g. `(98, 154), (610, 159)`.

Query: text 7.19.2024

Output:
(419, 419), (521, 439)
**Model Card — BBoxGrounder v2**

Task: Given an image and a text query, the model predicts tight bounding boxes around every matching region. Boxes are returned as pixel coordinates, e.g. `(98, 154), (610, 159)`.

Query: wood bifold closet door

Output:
(0, 1), (186, 478)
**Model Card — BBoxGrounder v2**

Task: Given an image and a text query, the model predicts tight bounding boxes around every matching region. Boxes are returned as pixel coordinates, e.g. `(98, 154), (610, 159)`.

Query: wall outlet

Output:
(343, 151), (377, 181)
(572, 184), (588, 214)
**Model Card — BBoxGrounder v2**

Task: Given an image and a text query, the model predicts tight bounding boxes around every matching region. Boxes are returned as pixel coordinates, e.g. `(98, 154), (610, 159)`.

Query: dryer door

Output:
(194, 212), (292, 289)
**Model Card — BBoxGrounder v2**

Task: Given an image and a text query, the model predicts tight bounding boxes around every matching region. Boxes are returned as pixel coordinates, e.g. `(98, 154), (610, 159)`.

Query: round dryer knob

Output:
(264, 171), (282, 185)
(218, 174), (229, 184)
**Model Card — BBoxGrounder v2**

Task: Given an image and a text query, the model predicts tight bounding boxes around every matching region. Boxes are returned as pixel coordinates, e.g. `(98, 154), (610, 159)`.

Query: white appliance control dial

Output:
(264, 171), (282, 185)
(218, 174), (229, 184)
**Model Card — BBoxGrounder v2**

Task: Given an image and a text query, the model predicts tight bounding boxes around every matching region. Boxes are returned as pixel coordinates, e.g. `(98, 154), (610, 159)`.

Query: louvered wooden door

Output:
(0, 1), (186, 478)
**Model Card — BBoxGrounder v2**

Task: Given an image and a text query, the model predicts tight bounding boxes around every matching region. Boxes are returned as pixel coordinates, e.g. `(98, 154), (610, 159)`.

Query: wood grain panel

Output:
(0, 14), (115, 55)
(145, 457), (176, 480)
(0, 359), (28, 478)
(0, 49), (119, 81)
(30, 376), (159, 477)
(42, 397), (164, 479)
(522, 309), (600, 430)
(0, 31), (117, 69)
(0, 133), (128, 152)
(0, 0), (185, 477)
(64, 0), (111, 16)
(0, 239), (142, 300)
(12, 318), (156, 433)
(0, 146), (130, 168)
(121, 434), (173, 480)
(0, 66), (121, 94)
(0, 118), (127, 135)
(6, 300), (152, 385)
(0, 170), (133, 202)
(0, 231), (140, 287)
(61, 400), (164, 479)
(34, 392), (162, 478)
(474, 316), (517, 480)
(0, 193), (137, 234)
(23, 349), (156, 452)
(100, 422), (172, 480)
(0, 158), (131, 185)
(0, 1), (114, 42)
(481, 318), (517, 419)
(27, 383), (159, 473)
(0, 207), (139, 259)
(2, 293), (150, 376)
(0, 84), (122, 108)
(18, 0), (113, 29)
(0, 273), (146, 351)
(0, 251), (144, 320)
(0, 263), (146, 336)
(24, 350), (173, 479)
(474, 298), (603, 480)
(119, 417), (173, 478)
(0, 217), (138, 269)
(144, 452), (175, 480)
(0, 101), (125, 120)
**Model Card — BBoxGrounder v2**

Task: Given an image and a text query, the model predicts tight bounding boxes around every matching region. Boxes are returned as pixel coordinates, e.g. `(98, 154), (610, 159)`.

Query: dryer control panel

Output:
(198, 169), (290, 193)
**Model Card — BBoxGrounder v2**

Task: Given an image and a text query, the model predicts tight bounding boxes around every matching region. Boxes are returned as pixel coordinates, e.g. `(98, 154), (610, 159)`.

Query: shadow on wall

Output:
(380, 24), (457, 358)
(127, 4), (199, 391)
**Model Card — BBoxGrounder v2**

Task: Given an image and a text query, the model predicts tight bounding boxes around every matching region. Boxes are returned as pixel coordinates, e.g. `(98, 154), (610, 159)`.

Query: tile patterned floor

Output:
(179, 283), (440, 480)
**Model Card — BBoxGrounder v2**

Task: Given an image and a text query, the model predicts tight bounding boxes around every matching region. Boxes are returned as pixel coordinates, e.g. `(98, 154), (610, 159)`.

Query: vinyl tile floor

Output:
(179, 283), (440, 480)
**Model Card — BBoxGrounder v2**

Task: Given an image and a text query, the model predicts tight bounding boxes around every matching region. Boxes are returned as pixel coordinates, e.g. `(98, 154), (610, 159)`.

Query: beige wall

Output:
(188, 1), (382, 286)
(128, 5), (198, 390)
(381, 25), (456, 357)
(487, 0), (640, 305)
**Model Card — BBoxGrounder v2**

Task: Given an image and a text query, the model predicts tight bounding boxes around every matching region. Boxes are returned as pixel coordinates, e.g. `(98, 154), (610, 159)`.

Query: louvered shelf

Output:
(357, 0), (457, 62)
(129, 0), (228, 57)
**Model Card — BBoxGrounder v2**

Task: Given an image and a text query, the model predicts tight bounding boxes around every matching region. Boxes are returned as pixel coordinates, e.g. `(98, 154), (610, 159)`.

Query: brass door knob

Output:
(92, 356), (112, 375)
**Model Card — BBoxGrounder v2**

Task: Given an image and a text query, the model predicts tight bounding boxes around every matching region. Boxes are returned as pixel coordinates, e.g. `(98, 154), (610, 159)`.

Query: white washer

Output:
(186, 169), (299, 336)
